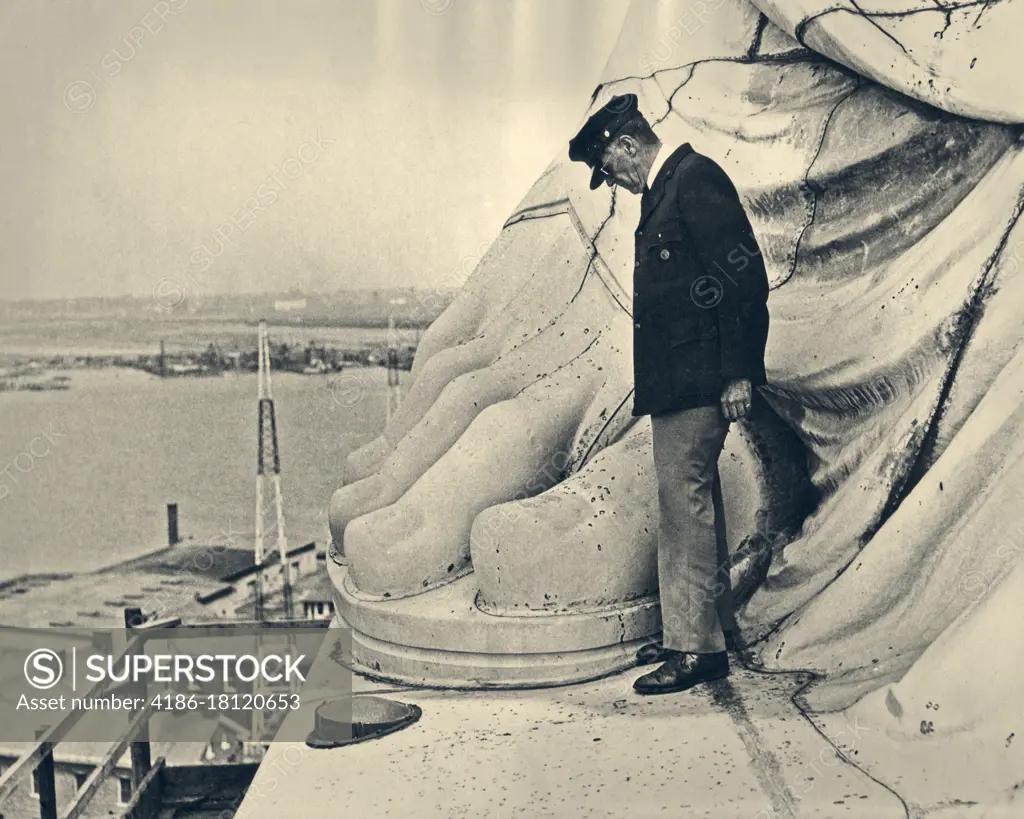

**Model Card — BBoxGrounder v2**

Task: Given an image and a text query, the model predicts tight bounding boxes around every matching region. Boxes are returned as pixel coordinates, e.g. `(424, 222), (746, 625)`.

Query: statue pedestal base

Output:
(328, 559), (660, 689)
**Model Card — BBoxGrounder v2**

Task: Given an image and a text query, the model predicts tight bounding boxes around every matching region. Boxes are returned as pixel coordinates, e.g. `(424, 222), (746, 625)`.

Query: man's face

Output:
(596, 136), (645, 195)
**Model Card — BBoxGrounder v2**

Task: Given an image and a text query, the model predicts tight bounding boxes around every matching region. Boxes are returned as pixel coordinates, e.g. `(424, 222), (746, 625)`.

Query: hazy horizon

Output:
(0, 282), (459, 305)
(0, 0), (629, 302)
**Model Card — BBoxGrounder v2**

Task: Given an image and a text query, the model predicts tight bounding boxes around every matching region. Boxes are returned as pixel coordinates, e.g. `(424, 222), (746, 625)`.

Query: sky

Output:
(0, 0), (630, 301)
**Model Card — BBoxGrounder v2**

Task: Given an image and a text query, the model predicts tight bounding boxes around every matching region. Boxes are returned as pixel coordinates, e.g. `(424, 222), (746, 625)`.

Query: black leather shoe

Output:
(636, 632), (740, 665)
(632, 650), (729, 694)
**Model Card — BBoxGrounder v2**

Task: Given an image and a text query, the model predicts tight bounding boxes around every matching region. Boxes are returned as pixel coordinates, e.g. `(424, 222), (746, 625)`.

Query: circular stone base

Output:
(328, 559), (660, 689)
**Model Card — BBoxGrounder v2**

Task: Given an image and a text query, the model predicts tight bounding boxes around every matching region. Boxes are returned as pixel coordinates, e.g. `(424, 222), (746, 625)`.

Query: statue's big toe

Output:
(343, 502), (463, 596)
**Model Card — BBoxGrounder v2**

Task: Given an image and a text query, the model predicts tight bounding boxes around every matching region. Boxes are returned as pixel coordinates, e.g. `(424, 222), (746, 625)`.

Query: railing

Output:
(0, 608), (328, 819)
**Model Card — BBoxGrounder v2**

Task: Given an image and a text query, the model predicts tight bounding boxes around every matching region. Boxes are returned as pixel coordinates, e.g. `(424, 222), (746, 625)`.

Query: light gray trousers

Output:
(650, 404), (736, 654)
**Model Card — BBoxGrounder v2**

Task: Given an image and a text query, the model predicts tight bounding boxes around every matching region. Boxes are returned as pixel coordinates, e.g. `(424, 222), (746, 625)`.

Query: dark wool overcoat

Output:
(631, 144), (770, 417)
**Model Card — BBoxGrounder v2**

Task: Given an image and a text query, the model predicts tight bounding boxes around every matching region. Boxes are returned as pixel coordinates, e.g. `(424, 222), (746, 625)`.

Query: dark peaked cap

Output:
(568, 93), (640, 189)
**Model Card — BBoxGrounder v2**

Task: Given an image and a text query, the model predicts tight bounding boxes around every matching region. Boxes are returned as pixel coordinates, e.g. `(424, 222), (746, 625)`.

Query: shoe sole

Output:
(632, 672), (729, 695)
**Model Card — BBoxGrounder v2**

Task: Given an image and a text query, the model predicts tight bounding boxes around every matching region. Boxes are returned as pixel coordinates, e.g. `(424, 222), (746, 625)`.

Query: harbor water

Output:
(0, 365), (394, 583)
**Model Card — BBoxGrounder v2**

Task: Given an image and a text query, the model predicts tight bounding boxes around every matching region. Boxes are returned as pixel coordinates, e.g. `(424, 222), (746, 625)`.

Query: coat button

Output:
(660, 249), (670, 260)
(634, 261), (639, 269)
(634, 322), (640, 329)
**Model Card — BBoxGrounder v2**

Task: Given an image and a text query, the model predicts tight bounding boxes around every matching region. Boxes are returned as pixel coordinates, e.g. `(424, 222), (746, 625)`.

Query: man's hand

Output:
(720, 378), (752, 421)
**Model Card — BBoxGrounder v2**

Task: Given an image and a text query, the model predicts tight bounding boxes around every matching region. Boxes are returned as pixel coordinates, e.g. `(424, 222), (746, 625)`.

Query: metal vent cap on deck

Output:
(306, 695), (421, 748)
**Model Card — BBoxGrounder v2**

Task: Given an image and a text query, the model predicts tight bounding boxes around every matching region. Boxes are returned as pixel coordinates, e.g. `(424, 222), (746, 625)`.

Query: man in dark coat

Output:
(569, 94), (770, 694)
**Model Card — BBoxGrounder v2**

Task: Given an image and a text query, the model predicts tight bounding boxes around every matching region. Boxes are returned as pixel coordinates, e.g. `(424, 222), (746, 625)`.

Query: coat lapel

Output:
(637, 143), (693, 233)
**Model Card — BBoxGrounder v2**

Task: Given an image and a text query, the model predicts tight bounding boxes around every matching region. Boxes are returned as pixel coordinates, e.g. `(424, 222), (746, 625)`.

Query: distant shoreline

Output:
(0, 317), (418, 374)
